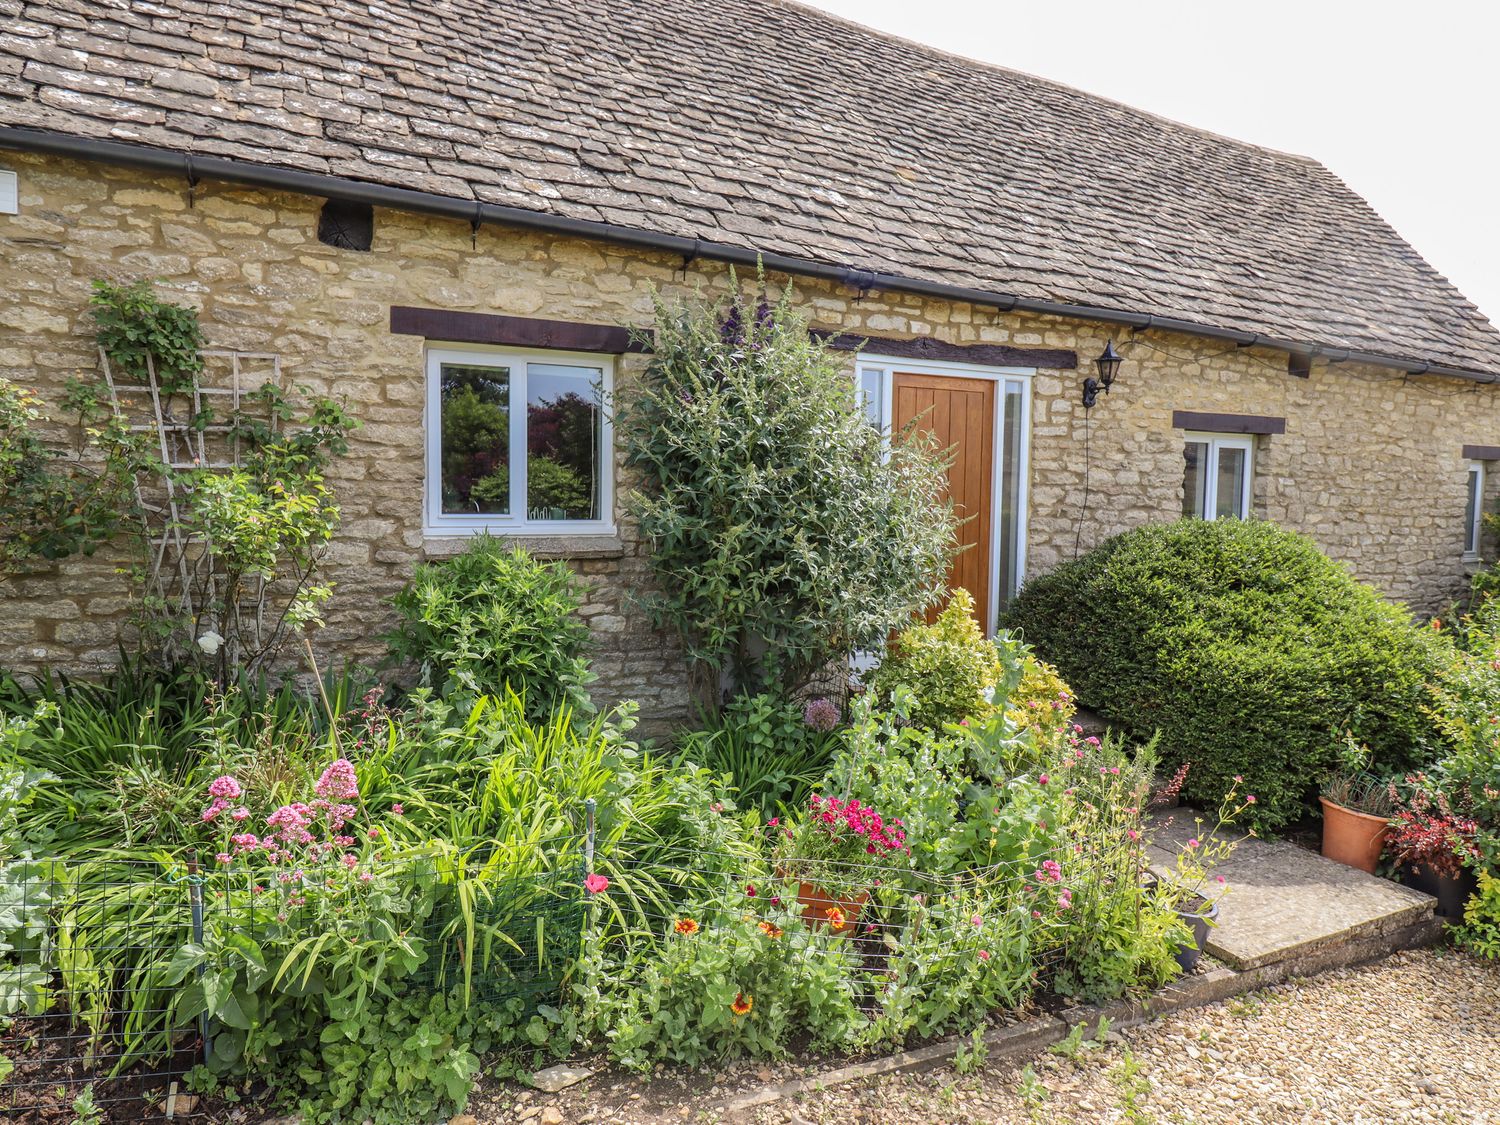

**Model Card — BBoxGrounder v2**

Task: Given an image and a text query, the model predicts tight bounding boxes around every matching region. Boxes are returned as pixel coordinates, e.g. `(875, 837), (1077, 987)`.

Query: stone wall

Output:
(4, 151), (1499, 726)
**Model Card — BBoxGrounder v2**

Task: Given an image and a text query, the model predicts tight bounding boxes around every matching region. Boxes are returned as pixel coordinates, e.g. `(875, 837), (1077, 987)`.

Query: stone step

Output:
(1145, 816), (1436, 971)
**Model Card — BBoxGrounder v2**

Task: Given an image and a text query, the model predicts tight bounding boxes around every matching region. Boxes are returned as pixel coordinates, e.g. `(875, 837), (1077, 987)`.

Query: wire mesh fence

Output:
(0, 847), (587, 1123)
(2, 809), (1098, 1121)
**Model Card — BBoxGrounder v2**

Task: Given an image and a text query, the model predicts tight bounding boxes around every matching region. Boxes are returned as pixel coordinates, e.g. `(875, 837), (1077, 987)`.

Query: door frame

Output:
(857, 353), (1033, 635)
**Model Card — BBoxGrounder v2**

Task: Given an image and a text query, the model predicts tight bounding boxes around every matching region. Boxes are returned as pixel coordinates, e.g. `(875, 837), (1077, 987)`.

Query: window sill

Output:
(422, 532), (625, 561)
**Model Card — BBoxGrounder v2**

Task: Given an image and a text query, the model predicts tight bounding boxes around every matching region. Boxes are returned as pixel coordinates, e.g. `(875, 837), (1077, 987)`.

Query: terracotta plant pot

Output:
(793, 881), (869, 935)
(1319, 797), (1389, 873)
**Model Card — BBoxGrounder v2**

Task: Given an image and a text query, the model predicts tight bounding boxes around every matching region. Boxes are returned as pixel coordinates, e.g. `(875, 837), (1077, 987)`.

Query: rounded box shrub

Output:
(1005, 519), (1445, 831)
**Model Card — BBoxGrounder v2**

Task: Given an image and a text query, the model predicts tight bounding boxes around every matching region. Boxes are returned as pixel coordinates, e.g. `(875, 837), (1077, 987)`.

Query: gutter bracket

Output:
(184, 154), (197, 209)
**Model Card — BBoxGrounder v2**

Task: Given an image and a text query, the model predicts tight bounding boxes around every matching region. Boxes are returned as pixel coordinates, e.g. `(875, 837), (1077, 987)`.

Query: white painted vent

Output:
(0, 169), (17, 215)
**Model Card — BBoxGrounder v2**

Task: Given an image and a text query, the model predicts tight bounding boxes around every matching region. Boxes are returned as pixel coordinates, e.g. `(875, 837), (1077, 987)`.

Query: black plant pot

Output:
(1397, 863), (1479, 920)
(1172, 899), (1219, 973)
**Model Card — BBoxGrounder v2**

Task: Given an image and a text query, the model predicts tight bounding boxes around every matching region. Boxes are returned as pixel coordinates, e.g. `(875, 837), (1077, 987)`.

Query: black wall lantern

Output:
(1082, 340), (1123, 409)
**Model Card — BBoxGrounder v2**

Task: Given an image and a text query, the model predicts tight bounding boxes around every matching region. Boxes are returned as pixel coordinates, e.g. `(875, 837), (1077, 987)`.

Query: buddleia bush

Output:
(1006, 518), (1444, 832)
(618, 279), (955, 701)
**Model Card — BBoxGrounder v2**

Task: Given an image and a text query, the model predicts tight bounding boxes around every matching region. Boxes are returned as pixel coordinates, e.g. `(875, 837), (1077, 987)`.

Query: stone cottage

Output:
(3, 0), (1499, 724)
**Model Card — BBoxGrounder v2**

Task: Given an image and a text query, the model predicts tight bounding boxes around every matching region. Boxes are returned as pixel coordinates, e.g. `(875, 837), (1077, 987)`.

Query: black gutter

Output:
(3, 125), (1495, 385)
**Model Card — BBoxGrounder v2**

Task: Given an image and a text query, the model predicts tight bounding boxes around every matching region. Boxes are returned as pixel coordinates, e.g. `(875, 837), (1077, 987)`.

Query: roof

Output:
(1, 0), (1496, 374)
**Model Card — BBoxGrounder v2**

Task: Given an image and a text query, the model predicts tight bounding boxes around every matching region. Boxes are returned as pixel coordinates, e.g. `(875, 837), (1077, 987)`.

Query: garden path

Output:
(1145, 817), (1439, 970)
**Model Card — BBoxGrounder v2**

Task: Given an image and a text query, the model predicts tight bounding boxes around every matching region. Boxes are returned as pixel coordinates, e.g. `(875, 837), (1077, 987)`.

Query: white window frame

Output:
(855, 355), (1032, 635)
(424, 344), (615, 537)
(1465, 460), (1485, 560)
(1182, 432), (1254, 520)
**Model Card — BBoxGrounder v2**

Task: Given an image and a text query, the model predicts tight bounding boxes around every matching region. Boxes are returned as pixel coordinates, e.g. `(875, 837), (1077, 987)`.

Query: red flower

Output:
(584, 873), (610, 894)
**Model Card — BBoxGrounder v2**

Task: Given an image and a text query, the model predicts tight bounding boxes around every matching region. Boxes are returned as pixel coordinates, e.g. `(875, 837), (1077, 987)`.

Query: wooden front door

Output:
(892, 372), (996, 631)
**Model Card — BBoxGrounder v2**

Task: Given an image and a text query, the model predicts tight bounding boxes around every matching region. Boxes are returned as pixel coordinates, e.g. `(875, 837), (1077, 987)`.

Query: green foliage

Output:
(0, 376), (138, 576)
(386, 537), (593, 719)
(89, 279), (205, 392)
(583, 900), (863, 1070)
(674, 693), (837, 819)
(1454, 869), (1500, 958)
(617, 279), (954, 697)
(1426, 601), (1500, 871)
(870, 591), (1013, 729)
(1007, 518), (1445, 832)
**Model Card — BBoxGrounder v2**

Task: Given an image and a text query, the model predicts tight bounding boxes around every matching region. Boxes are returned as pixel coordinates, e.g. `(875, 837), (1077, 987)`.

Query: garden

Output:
(0, 279), (1496, 1124)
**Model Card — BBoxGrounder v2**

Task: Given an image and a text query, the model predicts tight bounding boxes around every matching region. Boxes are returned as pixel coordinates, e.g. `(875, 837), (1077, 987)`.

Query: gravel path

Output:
(755, 948), (1500, 1125)
(488, 948), (1500, 1124)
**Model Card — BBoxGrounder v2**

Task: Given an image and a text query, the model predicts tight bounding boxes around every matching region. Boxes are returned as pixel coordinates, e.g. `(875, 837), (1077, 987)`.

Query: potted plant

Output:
(1386, 774), (1481, 918)
(776, 794), (907, 934)
(1319, 737), (1394, 874)
(1147, 778), (1254, 972)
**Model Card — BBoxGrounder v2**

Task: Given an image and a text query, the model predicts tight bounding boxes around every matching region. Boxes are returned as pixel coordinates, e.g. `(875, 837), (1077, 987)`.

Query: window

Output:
(1465, 461), (1484, 559)
(425, 346), (612, 534)
(1182, 433), (1253, 520)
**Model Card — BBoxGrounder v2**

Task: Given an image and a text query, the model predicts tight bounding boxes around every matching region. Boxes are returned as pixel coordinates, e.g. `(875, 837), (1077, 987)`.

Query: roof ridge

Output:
(769, 0), (1323, 166)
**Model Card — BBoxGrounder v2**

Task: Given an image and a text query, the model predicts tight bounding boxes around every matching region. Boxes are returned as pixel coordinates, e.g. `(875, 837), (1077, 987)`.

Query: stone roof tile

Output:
(1, 0), (1496, 373)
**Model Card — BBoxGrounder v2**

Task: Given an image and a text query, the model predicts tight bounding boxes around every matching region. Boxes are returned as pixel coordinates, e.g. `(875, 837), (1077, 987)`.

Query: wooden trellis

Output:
(99, 348), (284, 661)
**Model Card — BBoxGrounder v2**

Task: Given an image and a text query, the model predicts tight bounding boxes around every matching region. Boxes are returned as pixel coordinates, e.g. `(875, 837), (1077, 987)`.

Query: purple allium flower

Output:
(803, 697), (840, 732)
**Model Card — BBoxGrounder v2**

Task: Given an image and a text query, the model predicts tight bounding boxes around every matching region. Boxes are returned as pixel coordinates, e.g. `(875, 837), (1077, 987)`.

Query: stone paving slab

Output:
(1146, 817), (1435, 970)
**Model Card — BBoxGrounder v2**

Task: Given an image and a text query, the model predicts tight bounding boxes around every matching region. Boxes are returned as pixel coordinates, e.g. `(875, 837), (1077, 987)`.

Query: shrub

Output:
(617, 279), (954, 698)
(1426, 600), (1500, 872)
(386, 537), (593, 718)
(1006, 519), (1444, 832)
(674, 693), (839, 820)
(1455, 869), (1500, 958)
(869, 590), (1011, 729)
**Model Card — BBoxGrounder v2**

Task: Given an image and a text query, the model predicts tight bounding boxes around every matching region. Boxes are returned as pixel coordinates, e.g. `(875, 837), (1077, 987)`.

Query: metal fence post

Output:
(583, 797), (596, 876)
(187, 853), (211, 1068)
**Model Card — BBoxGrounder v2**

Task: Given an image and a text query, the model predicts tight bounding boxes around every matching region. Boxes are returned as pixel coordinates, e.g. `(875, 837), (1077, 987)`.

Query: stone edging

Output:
(720, 914), (1444, 1117)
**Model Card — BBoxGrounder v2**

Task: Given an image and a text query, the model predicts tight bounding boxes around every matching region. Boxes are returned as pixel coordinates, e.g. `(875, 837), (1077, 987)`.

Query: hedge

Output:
(1004, 519), (1444, 832)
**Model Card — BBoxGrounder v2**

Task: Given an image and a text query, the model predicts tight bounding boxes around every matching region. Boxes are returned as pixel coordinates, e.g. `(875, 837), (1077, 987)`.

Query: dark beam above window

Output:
(390, 306), (647, 353)
(1463, 444), (1500, 461)
(812, 330), (1078, 370)
(1172, 410), (1286, 435)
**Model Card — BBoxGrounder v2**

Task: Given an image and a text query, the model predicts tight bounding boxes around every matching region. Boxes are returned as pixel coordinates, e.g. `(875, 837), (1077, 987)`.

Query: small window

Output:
(858, 366), (885, 431)
(1182, 433), (1253, 520)
(425, 347), (612, 534)
(1465, 461), (1484, 559)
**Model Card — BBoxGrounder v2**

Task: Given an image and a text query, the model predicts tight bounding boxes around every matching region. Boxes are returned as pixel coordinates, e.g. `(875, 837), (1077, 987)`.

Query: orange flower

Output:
(731, 993), (753, 1017)
(758, 920), (783, 939)
(825, 906), (845, 929)
(674, 917), (699, 935)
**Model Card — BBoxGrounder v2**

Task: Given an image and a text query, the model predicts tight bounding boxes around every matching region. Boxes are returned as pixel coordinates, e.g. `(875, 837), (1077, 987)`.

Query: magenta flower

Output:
(230, 807), (250, 822)
(585, 873), (610, 894)
(390, 803), (404, 815)
(1038, 774), (1050, 786)
(977, 950), (991, 961)
(208, 775), (242, 800)
(315, 759), (359, 801)
(1187, 838), (1200, 849)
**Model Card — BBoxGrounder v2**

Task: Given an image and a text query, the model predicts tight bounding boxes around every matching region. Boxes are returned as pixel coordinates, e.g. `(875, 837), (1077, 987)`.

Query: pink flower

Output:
(1038, 774), (1050, 786)
(342, 853), (358, 869)
(390, 803), (404, 815)
(368, 827), (380, 840)
(315, 759), (359, 801)
(215, 852), (231, 865)
(1031, 910), (1042, 920)
(767, 817), (779, 827)
(585, 873), (610, 894)
(1127, 829), (1140, 841)
(1187, 838), (1200, 849)
(1214, 875), (1227, 884)
(977, 950), (991, 961)
(745, 884), (757, 897)
(710, 802), (724, 813)
(358, 871), (373, 883)
(1246, 795), (1257, 805)
(769, 896), (781, 907)
(1233, 775), (1243, 783)
(208, 775), (242, 800)
(201, 800), (226, 823)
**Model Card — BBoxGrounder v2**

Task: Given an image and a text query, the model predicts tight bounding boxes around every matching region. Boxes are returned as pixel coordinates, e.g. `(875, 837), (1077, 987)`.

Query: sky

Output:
(804, 0), (1500, 328)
